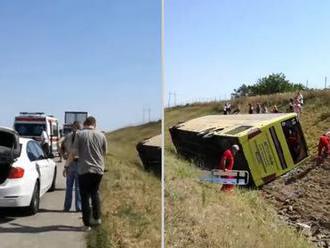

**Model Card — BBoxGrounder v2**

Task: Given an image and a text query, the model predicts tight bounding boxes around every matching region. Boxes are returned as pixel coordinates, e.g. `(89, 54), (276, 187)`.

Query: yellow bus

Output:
(169, 113), (309, 187)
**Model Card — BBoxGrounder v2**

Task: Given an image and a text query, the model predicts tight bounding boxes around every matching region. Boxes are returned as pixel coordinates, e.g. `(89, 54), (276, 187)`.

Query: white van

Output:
(13, 112), (60, 156)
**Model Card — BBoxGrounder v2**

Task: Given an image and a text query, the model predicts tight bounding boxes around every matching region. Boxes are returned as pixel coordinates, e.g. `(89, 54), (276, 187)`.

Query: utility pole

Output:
(325, 76), (328, 89)
(148, 108), (151, 122)
(142, 107), (151, 123)
(174, 92), (177, 106)
(168, 91), (177, 107)
(306, 80), (308, 89)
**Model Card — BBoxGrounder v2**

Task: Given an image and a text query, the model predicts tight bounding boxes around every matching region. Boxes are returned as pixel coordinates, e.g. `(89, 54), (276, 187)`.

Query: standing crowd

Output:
(222, 91), (304, 118)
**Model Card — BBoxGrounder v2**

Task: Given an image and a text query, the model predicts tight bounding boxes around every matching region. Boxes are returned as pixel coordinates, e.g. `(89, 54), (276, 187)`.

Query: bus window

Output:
(269, 127), (287, 169)
(281, 118), (308, 164)
(225, 126), (252, 135)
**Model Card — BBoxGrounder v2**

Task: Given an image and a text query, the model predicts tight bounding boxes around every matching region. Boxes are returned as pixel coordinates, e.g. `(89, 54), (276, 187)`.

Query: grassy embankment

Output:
(165, 90), (330, 247)
(87, 121), (161, 248)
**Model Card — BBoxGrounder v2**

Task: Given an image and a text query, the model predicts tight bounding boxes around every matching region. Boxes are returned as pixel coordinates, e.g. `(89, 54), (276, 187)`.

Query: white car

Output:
(0, 127), (57, 215)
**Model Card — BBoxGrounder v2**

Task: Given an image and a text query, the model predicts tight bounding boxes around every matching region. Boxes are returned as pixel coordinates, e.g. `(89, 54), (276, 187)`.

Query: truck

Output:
(62, 111), (88, 136)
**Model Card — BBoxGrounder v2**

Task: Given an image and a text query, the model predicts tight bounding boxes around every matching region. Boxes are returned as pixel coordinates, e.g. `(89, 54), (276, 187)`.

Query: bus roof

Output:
(173, 113), (297, 136)
(141, 134), (161, 148)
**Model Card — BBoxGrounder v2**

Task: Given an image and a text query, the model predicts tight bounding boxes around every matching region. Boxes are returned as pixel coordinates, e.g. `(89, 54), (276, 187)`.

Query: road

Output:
(0, 160), (86, 248)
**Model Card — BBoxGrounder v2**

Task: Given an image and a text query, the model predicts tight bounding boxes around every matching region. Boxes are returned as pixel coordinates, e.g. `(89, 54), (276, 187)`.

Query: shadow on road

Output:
(53, 188), (66, 192)
(0, 222), (83, 233)
(0, 217), (15, 224)
(0, 207), (29, 218)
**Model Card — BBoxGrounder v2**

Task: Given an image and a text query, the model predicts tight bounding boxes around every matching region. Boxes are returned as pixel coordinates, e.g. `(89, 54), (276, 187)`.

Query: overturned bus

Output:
(136, 134), (161, 177)
(169, 113), (309, 187)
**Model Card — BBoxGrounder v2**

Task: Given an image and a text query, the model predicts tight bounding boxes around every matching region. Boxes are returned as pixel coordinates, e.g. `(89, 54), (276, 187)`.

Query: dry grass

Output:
(87, 121), (161, 248)
(166, 154), (311, 248)
(165, 90), (330, 247)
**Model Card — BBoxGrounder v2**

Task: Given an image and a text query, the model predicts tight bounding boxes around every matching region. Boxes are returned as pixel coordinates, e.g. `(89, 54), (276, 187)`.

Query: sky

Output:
(0, 0), (161, 131)
(165, 0), (330, 106)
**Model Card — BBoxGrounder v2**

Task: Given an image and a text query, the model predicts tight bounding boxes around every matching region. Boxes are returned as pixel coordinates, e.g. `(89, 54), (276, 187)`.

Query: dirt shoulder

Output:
(263, 158), (330, 248)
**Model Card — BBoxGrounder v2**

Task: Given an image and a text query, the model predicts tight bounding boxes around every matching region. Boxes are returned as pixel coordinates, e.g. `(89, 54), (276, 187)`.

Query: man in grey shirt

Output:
(72, 116), (107, 230)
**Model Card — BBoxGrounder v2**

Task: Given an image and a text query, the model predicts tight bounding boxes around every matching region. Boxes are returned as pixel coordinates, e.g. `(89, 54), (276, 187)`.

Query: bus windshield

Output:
(281, 117), (308, 164)
(14, 123), (46, 137)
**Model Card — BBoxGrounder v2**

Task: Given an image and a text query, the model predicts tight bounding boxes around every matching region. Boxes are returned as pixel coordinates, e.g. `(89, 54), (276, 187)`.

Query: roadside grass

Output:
(166, 154), (311, 248)
(87, 121), (161, 248)
(165, 89), (330, 247)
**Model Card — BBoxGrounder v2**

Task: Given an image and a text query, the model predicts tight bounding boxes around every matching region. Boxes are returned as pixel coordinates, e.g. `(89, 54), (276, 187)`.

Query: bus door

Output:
(281, 117), (308, 165)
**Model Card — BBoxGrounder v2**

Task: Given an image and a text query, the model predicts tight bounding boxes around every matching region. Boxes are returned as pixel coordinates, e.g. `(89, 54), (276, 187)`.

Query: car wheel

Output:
(49, 166), (57, 192)
(27, 182), (40, 215)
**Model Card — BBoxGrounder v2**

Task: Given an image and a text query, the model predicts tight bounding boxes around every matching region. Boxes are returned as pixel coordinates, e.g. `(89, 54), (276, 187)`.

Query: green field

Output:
(165, 90), (330, 247)
(87, 121), (161, 248)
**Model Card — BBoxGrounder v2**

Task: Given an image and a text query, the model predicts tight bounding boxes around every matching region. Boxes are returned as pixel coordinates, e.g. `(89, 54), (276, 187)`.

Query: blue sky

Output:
(165, 0), (330, 105)
(0, 0), (161, 131)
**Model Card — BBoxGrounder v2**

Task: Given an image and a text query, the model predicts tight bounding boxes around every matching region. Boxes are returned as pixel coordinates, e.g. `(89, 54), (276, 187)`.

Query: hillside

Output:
(87, 121), (161, 248)
(165, 90), (330, 248)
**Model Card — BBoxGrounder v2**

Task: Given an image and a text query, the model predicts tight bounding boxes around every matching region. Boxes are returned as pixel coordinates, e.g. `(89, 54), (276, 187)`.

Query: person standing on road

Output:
(61, 121), (82, 212)
(41, 127), (50, 156)
(72, 116), (107, 230)
(218, 144), (240, 192)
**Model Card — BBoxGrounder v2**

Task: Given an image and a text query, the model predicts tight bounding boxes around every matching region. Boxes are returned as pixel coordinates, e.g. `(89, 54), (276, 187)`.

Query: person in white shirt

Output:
(41, 128), (50, 156)
(296, 91), (304, 106)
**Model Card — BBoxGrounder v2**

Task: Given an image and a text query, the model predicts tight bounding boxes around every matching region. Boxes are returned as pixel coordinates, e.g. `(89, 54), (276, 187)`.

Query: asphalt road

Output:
(0, 160), (86, 248)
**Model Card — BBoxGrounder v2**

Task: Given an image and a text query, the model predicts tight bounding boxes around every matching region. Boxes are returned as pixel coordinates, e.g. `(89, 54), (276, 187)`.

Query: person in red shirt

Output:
(318, 132), (330, 157)
(218, 144), (240, 192)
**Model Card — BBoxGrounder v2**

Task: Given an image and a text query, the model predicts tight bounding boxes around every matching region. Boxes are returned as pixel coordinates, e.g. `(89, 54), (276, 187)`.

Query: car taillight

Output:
(8, 167), (25, 179)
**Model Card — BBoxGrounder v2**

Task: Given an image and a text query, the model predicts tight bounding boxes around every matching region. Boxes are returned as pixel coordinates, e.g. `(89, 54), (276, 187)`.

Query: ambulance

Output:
(169, 113), (309, 187)
(13, 112), (60, 157)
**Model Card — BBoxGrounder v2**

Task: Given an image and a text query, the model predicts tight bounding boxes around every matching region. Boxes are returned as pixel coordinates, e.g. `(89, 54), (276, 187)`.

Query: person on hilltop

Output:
(223, 103), (228, 115)
(296, 91), (304, 106)
(289, 98), (294, 112)
(226, 102), (232, 114)
(271, 105), (279, 113)
(293, 97), (302, 118)
(261, 103), (268, 113)
(256, 103), (261, 114)
(72, 116), (108, 231)
(248, 103), (254, 114)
